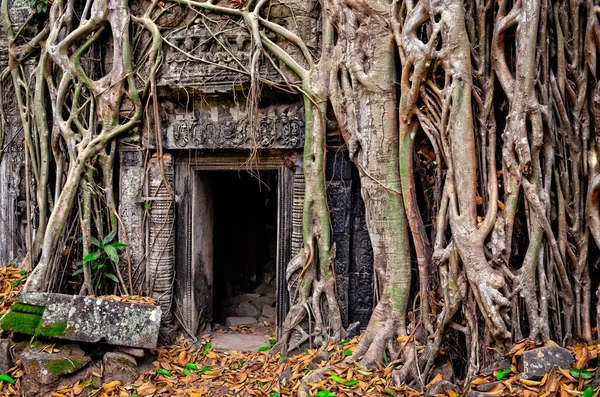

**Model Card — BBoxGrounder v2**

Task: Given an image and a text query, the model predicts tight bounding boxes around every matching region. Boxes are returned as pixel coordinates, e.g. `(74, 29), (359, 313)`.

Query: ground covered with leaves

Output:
(1, 267), (600, 397)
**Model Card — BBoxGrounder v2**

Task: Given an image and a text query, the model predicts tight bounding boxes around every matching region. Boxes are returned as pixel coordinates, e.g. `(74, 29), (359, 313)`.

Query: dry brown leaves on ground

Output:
(98, 295), (158, 305)
(0, 264), (28, 316)
(46, 335), (414, 397)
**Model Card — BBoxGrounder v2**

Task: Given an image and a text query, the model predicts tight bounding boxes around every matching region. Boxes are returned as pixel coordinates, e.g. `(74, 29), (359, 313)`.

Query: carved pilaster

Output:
(291, 157), (305, 258)
(118, 148), (145, 293)
(146, 154), (175, 327)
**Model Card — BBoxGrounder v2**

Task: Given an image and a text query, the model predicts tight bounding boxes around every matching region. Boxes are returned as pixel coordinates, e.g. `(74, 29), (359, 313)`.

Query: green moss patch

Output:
(0, 311), (42, 335)
(36, 321), (67, 338)
(10, 303), (45, 315)
(46, 358), (82, 375)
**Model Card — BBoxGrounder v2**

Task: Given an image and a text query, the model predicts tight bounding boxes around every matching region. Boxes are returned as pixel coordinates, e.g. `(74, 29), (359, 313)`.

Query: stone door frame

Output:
(174, 151), (294, 338)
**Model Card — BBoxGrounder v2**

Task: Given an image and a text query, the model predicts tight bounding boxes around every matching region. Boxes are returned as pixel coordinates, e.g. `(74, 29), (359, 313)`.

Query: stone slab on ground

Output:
(211, 333), (271, 352)
(519, 346), (574, 380)
(8, 291), (161, 348)
(19, 343), (90, 385)
(225, 316), (257, 327)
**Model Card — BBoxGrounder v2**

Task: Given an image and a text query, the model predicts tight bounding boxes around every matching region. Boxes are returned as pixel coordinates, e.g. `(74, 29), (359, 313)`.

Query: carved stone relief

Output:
(154, 100), (304, 150)
(158, 1), (320, 93)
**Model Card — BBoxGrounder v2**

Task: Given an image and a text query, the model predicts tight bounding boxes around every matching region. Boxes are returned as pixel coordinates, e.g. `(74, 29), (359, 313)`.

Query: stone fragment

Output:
(346, 321), (361, 338)
(308, 351), (329, 369)
(250, 296), (275, 309)
(223, 294), (260, 308)
(235, 302), (261, 318)
(103, 352), (138, 385)
(12, 291), (161, 349)
(0, 339), (13, 373)
(261, 305), (277, 318)
(279, 367), (293, 384)
(19, 344), (90, 385)
(480, 358), (511, 376)
(225, 317), (257, 327)
(258, 316), (274, 324)
(254, 284), (276, 298)
(519, 346), (574, 380)
(425, 380), (457, 397)
(430, 360), (455, 384)
(115, 346), (145, 358)
(476, 381), (503, 392)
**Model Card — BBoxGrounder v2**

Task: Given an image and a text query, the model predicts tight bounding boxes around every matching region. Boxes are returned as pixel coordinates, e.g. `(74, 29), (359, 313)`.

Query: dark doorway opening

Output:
(212, 171), (278, 324)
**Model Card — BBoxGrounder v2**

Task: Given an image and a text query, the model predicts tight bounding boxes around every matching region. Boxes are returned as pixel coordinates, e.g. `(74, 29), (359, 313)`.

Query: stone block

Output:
(223, 293), (260, 308)
(10, 291), (161, 349)
(115, 346), (145, 358)
(0, 339), (12, 373)
(261, 305), (277, 318)
(425, 380), (457, 397)
(19, 344), (90, 385)
(250, 296), (275, 309)
(235, 302), (261, 318)
(103, 352), (138, 385)
(225, 317), (257, 327)
(519, 346), (574, 380)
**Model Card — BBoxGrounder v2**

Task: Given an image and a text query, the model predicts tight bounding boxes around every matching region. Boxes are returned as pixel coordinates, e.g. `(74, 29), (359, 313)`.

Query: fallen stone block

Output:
(225, 316), (257, 327)
(1, 291), (161, 348)
(519, 345), (574, 380)
(235, 302), (261, 318)
(115, 346), (145, 358)
(261, 305), (277, 318)
(103, 352), (138, 385)
(19, 343), (90, 385)
(0, 339), (13, 373)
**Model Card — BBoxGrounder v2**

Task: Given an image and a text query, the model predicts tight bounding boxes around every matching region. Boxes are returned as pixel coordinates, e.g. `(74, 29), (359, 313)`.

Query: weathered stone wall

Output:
(0, 0), (35, 266)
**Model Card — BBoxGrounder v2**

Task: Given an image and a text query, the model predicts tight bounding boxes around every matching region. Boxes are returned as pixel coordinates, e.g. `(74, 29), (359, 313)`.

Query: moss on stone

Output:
(116, 357), (136, 367)
(0, 311), (41, 335)
(46, 358), (81, 375)
(36, 321), (67, 338)
(10, 303), (45, 315)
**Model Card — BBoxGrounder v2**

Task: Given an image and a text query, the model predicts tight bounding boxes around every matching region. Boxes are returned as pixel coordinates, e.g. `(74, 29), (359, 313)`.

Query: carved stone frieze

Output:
(154, 100), (304, 150)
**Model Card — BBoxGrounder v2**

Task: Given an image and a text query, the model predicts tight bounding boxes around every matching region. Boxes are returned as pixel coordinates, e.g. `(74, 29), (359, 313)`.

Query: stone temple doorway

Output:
(211, 170), (278, 325)
(173, 153), (294, 340)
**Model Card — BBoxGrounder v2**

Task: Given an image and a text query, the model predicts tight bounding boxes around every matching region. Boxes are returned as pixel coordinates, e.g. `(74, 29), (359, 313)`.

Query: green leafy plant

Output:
(496, 369), (512, 380)
(258, 346), (271, 352)
(156, 369), (172, 377)
(583, 387), (595, 397)
(0, 374), (15, 384)
(570, 368), (594, 379)
(23, 0), (49, 13)
(73, 231), (126, 291)
(315, 391), (336, 397)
